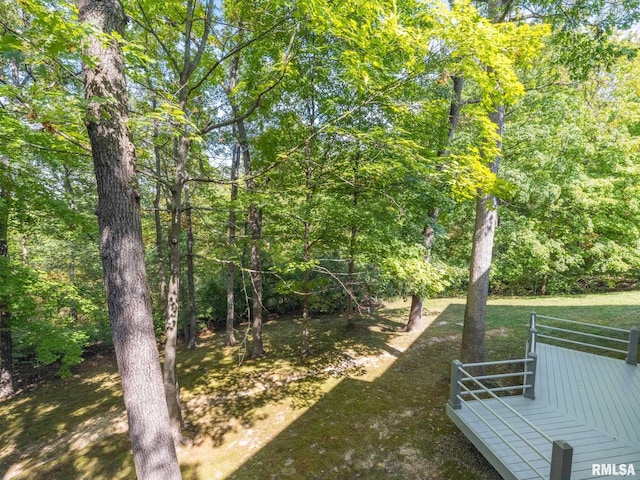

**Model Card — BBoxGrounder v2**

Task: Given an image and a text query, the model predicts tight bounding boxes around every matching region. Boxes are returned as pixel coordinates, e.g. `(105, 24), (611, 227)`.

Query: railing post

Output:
(528, 312), (537, 355)
(627, 327), (639, 366)
(524, 352), (537, 400)
(448, 360), (463, 410)
(528, 327), (538, 357)
(550, 440), (573, 480)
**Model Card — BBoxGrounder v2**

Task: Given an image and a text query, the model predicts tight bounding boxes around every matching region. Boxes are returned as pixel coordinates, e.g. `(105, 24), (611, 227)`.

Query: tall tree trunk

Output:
(164, 160), (185, 439)
(406, 76), (463, 330)
(153, 116), (168, 323)
(224, 144), (241, 347)
(461, 106), (504, 364)
(224, 47), (263, 357)
(237, 120), (264, 359)
(78, 1), (181, 477)
(346, 151), (360, 330)
(162, 0), (215, 438)
(407, 295), (423, 331)
(225, 142), (240, 347)
(406, 216), (437, 332)
(301, 136), (314, 356)
(0, 155), (13, 399)
(248, 203), (263, 359)
(346, 229), (357, 328)
(185, 204), (197, 349)
(223, 56), (242, 348)
(302, 221), (311, 356)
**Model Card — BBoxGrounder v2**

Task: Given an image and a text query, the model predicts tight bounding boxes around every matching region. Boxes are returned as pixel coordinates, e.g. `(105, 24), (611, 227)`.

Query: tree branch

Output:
(187, 13), (293, 98)
(133, 0), (181, 75)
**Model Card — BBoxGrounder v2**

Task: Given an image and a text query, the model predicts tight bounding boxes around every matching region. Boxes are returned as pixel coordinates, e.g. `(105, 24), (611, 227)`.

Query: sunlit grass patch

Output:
(1, 291), (638, 479)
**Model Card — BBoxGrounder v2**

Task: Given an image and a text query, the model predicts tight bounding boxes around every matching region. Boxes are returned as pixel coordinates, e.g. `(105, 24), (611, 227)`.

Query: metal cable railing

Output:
(457, 397), (548, 479)
(445, 312), (640, 479)
(460, 358), (532, 396)
(452, 360), (551, 479)
(530, 312), (639, 365)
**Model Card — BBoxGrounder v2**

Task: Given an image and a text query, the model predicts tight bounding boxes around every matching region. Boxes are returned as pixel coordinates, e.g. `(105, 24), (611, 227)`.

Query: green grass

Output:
(1, 292), (639, 479)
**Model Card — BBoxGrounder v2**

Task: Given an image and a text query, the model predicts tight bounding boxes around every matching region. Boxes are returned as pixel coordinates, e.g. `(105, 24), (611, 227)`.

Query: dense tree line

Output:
(1, 0), (639, 476)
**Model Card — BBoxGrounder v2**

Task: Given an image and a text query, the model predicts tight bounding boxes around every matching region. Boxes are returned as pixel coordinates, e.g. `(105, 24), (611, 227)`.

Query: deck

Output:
(446, 315), (640, 480)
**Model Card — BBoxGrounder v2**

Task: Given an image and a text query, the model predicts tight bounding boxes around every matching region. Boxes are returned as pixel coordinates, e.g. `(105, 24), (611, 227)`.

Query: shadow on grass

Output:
(225, 301), (640, 480)
(221, 304), (502, 480)
(179, 311), (408, 448)
(1, 298), (638, 479)
(0, 355), (130, 480)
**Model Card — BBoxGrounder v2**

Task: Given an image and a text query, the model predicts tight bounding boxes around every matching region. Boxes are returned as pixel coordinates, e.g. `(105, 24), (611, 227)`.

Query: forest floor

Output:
(1, 292), (640, 480)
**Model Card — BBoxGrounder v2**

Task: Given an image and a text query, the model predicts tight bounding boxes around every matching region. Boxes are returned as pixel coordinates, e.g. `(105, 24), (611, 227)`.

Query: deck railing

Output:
(448, 358), (573, 480)
(528, 312), (639, 365)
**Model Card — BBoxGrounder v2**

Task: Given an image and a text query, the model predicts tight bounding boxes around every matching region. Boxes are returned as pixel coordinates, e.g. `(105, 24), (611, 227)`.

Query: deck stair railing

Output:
(449, 358), (573, 480)
(528, 312), (639, 366)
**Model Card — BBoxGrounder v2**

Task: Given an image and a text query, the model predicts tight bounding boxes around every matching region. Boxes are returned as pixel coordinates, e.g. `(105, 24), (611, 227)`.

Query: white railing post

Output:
(627, 327), (639, 366)
(550, 440), (572, 480)
(524, 352), (537, 400)
(528, 312), (537, 354)
(449, 360), (463, 410)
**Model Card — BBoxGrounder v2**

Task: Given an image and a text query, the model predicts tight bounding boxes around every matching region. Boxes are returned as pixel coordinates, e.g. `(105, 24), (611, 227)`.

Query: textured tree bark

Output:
(153, 116), (168, 324)
(223, 46), (264, 356)
(224, 57), (242, 348)
(235, 117), (264, 358)
(185, 204), (197, 349)
(225, 142), (240, 347)
(407, 295), (423, 331)
(161, 0), (215, 437)
(461, 106), (504, 365)
(78, 1), (181, 478)
(461, 193), (496, 364)
(164, 172), (184, 439)
(248, 204), (264, 359)
(0, 155), (13, 398)
(161, 63), (194, 443)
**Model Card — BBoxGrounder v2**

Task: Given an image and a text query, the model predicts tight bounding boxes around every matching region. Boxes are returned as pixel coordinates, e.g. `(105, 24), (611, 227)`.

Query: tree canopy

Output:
(1, 0), (639, 472)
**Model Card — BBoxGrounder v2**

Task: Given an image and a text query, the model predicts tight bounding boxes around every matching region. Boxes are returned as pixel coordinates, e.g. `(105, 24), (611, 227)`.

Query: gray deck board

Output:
(447, 343), (640, 479)
(536, 343), (640, 447)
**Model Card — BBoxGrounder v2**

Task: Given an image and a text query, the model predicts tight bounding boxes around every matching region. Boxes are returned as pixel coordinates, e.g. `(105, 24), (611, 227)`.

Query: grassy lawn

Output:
(1, 291), (639, 479)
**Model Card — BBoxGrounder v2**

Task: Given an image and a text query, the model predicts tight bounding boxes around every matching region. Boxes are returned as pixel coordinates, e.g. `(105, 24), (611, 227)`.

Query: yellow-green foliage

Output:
(378, 244), (453, 298)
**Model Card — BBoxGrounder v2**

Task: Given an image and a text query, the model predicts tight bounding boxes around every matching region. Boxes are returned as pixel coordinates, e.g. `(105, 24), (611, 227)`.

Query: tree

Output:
(0, 154), (12, 398)
(461, 106), (502, 364)
(185, 199), (197, 349)
(160, 0), (215, 437)
(0, 0), (102, 391)
(77, 0), (181, 477)
(491, 49), (640, 294)
(459, 0), (639, 363)
(406, 76), (464, 332)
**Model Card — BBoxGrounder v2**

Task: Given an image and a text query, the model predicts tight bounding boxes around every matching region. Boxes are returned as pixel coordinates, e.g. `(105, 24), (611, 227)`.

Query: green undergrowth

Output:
(1, 292), (639, 479)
